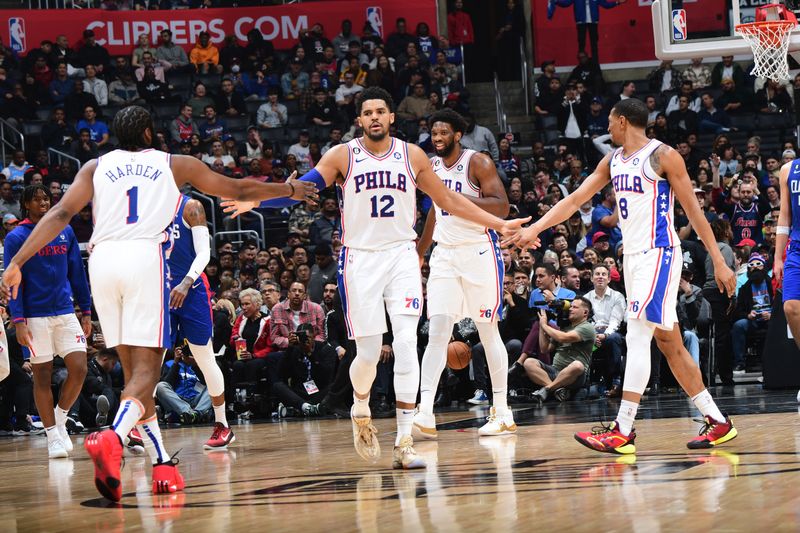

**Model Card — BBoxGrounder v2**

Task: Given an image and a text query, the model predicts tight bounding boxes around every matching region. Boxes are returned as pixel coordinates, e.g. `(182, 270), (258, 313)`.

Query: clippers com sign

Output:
(0, 1), (434, 55)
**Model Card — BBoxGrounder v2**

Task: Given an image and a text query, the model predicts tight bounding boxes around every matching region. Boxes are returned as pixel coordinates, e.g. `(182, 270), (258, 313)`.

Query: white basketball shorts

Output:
(24, 313), (86, 364)
(88, 239), (171, 348)
(337, 241), (422, 338)
(623, 245), (681, 330)
(427, 239), (504, 323)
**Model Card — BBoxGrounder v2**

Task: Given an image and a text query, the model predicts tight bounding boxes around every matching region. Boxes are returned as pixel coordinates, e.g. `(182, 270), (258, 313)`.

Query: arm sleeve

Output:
(185, 225), (211, 282)
(3, 232), (25, 322)
(66, 228), (92, 314)
(259, 168), (328, 208)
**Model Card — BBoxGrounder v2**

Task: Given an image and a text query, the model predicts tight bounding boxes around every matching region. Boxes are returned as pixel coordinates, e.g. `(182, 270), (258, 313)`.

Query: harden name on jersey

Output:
(101, 162), (165, 183)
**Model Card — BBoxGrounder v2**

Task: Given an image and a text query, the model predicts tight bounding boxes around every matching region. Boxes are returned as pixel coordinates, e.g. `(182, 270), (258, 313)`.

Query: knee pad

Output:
(391, 314), (419, 362)
(354, 334), (383, 365)
(623, 318), (656, 395)
(189, 341), (225, 397)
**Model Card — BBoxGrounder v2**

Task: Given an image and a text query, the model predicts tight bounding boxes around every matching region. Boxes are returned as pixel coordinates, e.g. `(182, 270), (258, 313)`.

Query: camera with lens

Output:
(296, 328), (309, 344)
(532, 298), (573, 325)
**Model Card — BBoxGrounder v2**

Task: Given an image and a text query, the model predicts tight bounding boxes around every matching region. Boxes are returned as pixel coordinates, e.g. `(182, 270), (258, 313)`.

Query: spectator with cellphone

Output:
(731, 253), (773, 374)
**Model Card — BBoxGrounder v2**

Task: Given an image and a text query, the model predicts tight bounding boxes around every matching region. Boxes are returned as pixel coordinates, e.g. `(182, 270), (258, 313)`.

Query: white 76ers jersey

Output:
(91, 149), (181, 246)
(430, 149), (489, 245)
(609, 139), (678, 254)
(337, 137), (418, 250)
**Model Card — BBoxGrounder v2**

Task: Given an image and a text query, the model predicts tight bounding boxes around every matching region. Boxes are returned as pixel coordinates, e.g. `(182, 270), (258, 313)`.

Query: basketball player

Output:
(505, 98), (737, 454)
(412, 109), (515, 439)
(4, 184), (91, 459)
(167, 195), (233, 450)
(222, 87), (528, 468)
(1, 105), (315, 501)
(772, 157), (800, 403)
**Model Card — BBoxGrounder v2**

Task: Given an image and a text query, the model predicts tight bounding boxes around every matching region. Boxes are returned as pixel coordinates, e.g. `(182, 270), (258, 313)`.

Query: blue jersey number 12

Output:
(126, 186), (139, 224)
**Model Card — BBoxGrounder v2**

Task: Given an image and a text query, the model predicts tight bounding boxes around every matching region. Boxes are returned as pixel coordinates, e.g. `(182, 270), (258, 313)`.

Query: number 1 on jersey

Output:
(126, 186), (139, 224)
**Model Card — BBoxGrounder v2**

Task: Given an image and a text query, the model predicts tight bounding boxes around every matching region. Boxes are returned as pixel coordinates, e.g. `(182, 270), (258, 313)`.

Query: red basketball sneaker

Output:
(574, 421), (637, 455)
(203, 423), (235, 450)
(687, 415), (737, 449)
(84, 429), (124, 501)
(152, 459), (185, 495)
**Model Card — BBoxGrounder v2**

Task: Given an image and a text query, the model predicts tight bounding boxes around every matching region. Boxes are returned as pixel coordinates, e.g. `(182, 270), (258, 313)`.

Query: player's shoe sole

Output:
(85, 429), (124, 501)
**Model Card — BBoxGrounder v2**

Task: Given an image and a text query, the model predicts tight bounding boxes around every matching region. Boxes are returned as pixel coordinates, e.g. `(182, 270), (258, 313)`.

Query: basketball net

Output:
(735, 3), (798, 81)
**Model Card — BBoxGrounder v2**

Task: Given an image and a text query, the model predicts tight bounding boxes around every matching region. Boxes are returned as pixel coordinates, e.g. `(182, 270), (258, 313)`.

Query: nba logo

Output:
(8, 18), (25, 53)
(672, 9), (687, 41)
(367, 7), (383, 38)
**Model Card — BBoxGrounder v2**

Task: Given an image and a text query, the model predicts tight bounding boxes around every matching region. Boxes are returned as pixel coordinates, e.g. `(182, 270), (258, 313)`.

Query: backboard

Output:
(651, 0), (800, 60)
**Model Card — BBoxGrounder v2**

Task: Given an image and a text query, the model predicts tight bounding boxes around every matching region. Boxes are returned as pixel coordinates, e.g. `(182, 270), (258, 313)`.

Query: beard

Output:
(435, 140), (456, 158)
(364, 125), (388, 142)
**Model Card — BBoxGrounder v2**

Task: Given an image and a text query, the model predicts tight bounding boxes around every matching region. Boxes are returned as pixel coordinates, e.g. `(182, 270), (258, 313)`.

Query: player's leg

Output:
(415, 314), (456, 427)
(181, 284), (235, 449)
(338, 246), (389, 462)
(655, 325), (737, 448)
(385, 245), (425, 469)
(31, 359), (65, 457)
(475, 322), (517, 435)
(389, 313), (426, 469)
(52, 314), (89, 452)
(417, 245), (460, 430)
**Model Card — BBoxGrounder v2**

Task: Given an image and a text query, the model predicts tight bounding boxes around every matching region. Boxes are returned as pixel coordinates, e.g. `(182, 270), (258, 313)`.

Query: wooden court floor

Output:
(1, 388), (800, 532)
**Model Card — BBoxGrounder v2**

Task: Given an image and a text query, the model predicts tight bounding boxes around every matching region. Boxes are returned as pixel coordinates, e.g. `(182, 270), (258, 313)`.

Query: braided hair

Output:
(20, 184), (52, 218)
(112, 105), (155, 151)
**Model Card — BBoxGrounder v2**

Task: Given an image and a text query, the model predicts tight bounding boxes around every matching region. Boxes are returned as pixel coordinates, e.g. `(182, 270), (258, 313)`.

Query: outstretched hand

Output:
(501, 220), (541, 250)
(220, 198), (259, 218)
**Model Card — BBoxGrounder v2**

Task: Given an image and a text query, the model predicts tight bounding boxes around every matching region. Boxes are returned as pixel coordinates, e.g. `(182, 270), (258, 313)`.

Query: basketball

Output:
(446, 341), (472, 370)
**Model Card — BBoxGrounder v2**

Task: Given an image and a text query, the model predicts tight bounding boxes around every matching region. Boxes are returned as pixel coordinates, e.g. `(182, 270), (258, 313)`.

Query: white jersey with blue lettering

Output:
(338, 137), (418, 251)
(431, 148), (490, 246)
(91, 149), (181, 246)
(609, 139), (679, 254)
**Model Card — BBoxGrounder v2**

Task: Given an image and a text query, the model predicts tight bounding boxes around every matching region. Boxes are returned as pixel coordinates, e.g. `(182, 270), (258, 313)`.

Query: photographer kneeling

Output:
(523, 297), (596, 403)
(273, 323), (337, 416)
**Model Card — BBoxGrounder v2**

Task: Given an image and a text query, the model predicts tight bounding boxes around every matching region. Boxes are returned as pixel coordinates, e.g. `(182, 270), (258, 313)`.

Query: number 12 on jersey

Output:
(126, 186), (139, 224)
(370, 194), (395, 218)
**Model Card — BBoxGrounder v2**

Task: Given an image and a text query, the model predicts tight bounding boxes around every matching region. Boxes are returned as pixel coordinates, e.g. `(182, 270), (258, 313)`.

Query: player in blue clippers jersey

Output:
(168, 195), (235, 450)
(773, 158), (800, 404)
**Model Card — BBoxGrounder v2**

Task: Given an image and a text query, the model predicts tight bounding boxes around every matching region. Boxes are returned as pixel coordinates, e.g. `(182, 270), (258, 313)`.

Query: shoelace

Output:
(209, 424), (224, 441)
(693, 418), (715, 436)
(357, 420), (377, 445)
(590, 422), (617, 436)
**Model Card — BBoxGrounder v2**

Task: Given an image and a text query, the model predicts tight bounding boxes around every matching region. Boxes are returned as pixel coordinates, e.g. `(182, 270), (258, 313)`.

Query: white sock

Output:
(137, 416), (170, 465)
(691, 389), (725, 423)
(353, 394), (371, 417)
(213, 403), (228, 427)
(476, 322), (509, 414)
(419, 315), (455, 417)
(45, 425), (59, 443)
(112, 397), (143, 442)
(616, 400), (639, 436)
(395, 408), (415, 445)
(54, 406), (68, 428)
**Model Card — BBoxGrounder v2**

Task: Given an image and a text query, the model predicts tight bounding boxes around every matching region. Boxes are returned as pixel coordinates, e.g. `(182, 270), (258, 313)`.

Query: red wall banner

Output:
(0, 0), (437, 56)
(531, 0), (728, 66)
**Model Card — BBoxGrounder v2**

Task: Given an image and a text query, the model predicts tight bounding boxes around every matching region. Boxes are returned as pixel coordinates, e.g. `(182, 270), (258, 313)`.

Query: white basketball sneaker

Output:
(57, 424), (73, 453)
(411, 410), (437, 441)
(48, 437), (69, 459)
(478, 407), (517, 436)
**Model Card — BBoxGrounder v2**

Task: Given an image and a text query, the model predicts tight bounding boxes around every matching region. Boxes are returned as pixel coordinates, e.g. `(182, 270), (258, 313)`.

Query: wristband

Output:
(288, 181), (295, 197)
(778, 225), (790, 235)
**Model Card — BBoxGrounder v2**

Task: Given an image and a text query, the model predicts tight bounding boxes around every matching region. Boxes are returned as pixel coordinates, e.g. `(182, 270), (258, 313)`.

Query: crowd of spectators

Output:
(0, 9), (792, 432)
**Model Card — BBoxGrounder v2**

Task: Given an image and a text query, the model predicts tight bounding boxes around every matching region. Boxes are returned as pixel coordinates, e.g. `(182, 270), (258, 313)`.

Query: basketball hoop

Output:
(735, 4), (798, 81)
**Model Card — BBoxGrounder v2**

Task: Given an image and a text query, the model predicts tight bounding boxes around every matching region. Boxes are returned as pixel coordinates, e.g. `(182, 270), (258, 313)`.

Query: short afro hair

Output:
(356, 87), (394, 114)
(429, 108), (467, 135)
